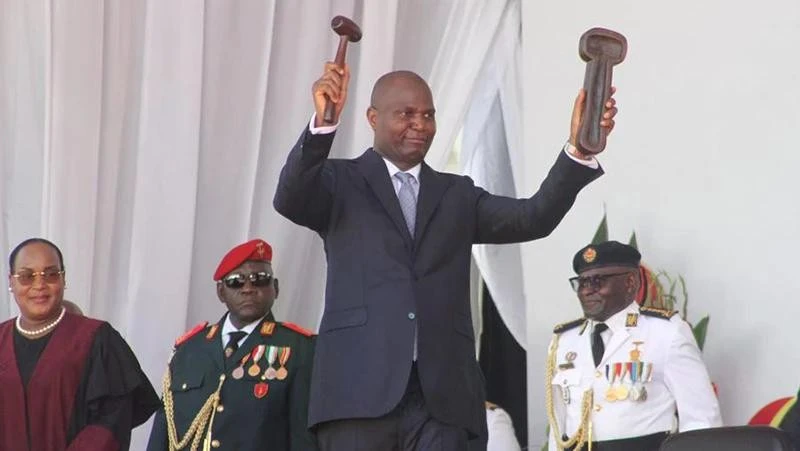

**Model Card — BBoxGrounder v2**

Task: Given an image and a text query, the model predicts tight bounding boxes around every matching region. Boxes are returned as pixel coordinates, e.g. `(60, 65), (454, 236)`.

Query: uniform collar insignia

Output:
(206, 323), (219, 340)
(260, 322), (276, 336)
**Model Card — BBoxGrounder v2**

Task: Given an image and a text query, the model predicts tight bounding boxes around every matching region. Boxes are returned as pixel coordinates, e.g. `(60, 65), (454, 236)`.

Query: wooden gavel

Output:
(577, 27), (627, 154)
(323, 16), (362, 124)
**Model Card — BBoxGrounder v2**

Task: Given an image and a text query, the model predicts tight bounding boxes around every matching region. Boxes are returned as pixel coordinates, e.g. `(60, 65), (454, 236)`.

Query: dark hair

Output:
(8, 238), (66, 273)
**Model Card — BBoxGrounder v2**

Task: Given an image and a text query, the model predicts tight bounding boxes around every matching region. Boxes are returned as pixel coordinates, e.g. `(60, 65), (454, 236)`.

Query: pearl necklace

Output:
(16, 307), (66, 337)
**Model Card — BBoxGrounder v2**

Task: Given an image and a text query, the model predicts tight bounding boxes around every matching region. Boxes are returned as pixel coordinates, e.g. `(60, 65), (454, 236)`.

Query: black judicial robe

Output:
(0, 312), (160, 451)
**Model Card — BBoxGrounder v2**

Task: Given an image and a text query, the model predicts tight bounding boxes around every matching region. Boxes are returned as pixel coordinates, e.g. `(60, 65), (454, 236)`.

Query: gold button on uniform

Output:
(181, 383), (188, 390)
(211, 439), (221, 448)
(595, 371), (601, 378)
(594, 404), (602, 412)
(216, 405), (224, 413)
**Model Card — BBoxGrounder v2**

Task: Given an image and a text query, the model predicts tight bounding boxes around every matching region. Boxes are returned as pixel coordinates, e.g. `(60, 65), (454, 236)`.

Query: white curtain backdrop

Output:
(461, 0), (526, 349)
(0, 0), (518, 447)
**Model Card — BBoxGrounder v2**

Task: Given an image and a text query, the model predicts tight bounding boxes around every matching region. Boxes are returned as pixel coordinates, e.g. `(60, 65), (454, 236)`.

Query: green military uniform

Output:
(147, 313), (317, 451)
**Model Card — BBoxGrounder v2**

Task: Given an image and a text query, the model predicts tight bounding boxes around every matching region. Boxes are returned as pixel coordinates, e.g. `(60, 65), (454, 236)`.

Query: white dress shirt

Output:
(220, 313), (265, 350)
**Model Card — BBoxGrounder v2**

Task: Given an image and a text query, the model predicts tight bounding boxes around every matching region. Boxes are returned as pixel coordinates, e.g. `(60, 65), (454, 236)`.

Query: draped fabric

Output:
(461, 0), (527, 347)
(0, 1), (520, 447)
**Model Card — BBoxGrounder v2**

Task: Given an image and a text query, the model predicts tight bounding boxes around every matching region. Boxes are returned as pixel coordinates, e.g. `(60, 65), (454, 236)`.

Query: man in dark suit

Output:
(273, 64), (618, 451)
(146, 239), (317, 451)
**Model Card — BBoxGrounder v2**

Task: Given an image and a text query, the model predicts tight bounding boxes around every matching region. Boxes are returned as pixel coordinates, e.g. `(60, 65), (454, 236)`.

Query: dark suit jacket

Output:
(273, 128), (602, 437)
(146, 314), (317, 451)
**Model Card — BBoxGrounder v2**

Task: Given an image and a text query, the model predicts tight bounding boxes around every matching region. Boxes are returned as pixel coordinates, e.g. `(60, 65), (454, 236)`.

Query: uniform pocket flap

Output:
(551, 368), (582, 387)
(170, 371), (205, 392)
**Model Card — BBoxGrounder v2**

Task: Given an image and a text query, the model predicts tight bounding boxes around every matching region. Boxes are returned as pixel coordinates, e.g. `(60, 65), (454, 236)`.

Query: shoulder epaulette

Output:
(553, 318), (586, 334)
(640, 307), (678, 320)
(174, 321), (209, 346)
(280, 321), (315, 337)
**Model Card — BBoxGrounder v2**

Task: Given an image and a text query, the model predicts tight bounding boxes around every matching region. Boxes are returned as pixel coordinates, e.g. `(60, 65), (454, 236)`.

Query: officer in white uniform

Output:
(546, 241), (722, 451)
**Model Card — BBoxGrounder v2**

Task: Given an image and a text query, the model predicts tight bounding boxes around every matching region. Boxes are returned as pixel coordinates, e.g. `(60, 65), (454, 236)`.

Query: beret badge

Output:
(582, 247), (597, 263)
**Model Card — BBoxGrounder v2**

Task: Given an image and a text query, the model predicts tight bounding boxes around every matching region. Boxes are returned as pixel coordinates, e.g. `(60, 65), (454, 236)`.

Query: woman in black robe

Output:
(0, 238), (160, 450)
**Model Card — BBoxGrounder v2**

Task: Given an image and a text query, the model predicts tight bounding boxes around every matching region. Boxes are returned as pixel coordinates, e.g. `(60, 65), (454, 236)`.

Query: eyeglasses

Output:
(568, 272), (630, 292)
(12, 270), (65, 286)
(222, 272), (273, 289)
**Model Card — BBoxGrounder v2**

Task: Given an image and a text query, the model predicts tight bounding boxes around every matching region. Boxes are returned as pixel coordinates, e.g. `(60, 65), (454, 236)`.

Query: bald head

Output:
(366, 70), (436, 171)
(370, 71), (431, 108)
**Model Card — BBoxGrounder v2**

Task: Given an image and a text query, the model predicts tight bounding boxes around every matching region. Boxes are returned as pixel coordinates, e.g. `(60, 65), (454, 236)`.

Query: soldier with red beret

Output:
(147, 239), (318, 451)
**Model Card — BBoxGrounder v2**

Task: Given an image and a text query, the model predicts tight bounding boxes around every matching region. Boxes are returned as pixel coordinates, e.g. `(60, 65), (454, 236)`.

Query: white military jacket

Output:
(546, 302), (722, 450)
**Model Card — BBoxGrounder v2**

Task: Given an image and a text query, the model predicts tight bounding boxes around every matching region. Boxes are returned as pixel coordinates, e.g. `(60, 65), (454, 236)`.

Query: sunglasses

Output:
(222, 271), (273, 289)
(568, 272), (630, 292)
(12, 270), (65, 286)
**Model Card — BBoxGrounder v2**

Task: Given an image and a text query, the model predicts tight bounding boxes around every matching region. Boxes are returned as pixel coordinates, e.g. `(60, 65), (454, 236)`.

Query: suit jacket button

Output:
(216, 405), (224, 413)
(211, 439), (221, 448)
(408, 312), (416, 320)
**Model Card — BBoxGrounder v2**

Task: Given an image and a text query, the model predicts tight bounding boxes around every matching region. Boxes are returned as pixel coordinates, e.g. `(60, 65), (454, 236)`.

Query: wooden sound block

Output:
(577, 27), (627, 154)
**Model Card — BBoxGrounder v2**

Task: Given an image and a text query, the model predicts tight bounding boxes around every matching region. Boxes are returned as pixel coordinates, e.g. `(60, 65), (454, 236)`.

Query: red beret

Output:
(213, 239), (273, 281)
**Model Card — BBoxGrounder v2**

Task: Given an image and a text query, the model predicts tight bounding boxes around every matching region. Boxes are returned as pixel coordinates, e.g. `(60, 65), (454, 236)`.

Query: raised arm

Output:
(475, 88), (617, 244)
(273, 63), (350, 232)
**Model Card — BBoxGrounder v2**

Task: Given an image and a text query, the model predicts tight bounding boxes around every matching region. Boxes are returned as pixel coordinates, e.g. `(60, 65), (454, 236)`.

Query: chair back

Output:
(659, 426), (794, 451)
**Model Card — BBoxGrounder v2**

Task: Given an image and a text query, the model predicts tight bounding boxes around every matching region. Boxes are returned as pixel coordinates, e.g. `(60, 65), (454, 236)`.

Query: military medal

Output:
(604, 387), (618, 402)
(615, 385), (629, 399)
(643, 362), (653, 382)
(628, 361), (640, 401)
(254, 382), (269, 399)
(231, 354), (250, 380)
(604, 363), (620, 402)
(247, 345), (266, 377)
(263, 345), (279, 380)
(276, 347), (292, 380)
(629, 385), (642, 401)
(614, 363), (629, 399)
(632, 361), (651, 401)
(630, 341), (643, 362)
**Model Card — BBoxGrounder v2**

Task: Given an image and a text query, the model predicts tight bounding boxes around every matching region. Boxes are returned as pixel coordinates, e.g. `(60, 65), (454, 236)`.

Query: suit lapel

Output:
(413, 163), (450, 247)
(599, 326), (630, 367)
(358, 149), (414, 246)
